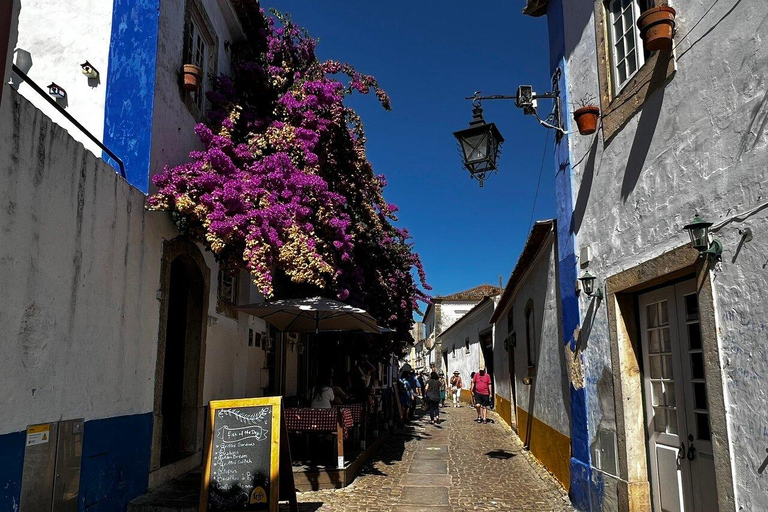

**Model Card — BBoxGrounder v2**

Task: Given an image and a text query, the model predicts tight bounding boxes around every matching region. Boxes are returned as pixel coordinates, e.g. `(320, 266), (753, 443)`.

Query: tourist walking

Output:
(472, 365), (493, 424)
(424, 371), (442, 424)
(397, 371), (413, 421)
(449, 371), (462, 407)
(438, 371), (447, 407)
(407, 371), (421, 419)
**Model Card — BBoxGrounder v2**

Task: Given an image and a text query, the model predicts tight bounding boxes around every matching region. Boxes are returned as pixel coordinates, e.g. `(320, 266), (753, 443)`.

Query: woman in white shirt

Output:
(310, 376), (335, 409)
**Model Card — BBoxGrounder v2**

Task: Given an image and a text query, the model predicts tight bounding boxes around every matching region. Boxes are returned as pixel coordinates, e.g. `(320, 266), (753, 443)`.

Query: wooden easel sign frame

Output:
(200, 397), (296, 512)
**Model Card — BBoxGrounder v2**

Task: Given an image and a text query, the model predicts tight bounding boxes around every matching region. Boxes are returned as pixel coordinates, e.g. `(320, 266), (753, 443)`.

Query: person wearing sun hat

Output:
(449, 370), (462, 407)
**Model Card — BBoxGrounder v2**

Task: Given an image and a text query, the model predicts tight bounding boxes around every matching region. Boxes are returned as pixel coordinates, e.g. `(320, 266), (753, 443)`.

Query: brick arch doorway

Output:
(150, 237), (210, 487)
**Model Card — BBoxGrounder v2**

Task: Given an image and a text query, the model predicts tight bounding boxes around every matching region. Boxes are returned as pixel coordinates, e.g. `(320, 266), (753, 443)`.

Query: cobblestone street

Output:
(286, 405), (573, 512)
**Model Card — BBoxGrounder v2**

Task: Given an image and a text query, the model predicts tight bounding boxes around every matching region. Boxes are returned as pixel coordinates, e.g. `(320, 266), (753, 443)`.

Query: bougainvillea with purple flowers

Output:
(148, 9), (430, 346)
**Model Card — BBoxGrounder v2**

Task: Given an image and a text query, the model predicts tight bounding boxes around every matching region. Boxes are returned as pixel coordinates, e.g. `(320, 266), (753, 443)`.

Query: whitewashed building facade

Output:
(523, 0), (768, 510)
(439, 296), (498, 403)
(0, 2), (284, 511)
(422, 284), (502, 373)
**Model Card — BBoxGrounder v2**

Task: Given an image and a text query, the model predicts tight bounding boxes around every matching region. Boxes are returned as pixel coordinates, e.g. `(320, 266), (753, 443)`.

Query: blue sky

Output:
(265, 1), (556, 305)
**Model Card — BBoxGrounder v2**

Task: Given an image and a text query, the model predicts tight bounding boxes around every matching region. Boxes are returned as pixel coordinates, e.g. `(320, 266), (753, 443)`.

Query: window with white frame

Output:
(606, 0), (650, 95)
(183, 0), (216, 113)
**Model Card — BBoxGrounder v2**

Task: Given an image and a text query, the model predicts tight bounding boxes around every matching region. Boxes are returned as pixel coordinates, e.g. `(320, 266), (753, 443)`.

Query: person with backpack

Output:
(423, 371), (442, 424)
(449, 371), (463, 407)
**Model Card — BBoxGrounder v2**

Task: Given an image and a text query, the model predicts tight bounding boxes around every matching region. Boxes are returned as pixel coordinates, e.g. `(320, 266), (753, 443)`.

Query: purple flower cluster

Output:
(148, 8), (430, 345)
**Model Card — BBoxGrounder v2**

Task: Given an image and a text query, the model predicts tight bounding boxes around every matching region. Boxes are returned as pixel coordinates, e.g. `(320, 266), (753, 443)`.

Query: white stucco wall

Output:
(12, 0), (246, 181)
(0, 89), (267, 437)
(14, 0), (113, 155)
(492, 235), (569, 437)
(561, 0), (768, 508)
(0, 90), (162, 434)
(440, 301), (479, 332)
(440, 300), (496, 392)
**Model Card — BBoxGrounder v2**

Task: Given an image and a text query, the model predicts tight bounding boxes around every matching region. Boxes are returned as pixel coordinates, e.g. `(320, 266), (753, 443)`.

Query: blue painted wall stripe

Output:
(103, 0), (161, 193)
(0, 430), (25, 512)
(544, 0), (593, 509)
(79, 413), (152, 512)
(0, 413), (152, 512)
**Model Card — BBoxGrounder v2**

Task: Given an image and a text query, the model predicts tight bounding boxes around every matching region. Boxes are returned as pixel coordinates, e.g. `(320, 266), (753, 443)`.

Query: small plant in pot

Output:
(572, 95), (600, 136)
(181, 63), (203, 92)
(637, 4), (676, 52)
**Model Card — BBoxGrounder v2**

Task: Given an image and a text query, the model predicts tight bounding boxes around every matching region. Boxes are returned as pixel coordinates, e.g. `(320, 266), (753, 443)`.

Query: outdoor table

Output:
(284, 407), (353, 467)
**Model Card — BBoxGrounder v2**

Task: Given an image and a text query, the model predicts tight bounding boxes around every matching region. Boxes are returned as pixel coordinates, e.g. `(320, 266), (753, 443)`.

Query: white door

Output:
(639, 281), (719, 512)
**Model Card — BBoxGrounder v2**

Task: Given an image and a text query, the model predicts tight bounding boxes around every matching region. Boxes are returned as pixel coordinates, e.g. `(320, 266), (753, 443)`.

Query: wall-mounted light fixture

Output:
(578, 270), (603, 299)
(47, 82), (66, 100)
(80, 61), (99, 80)
(683, 214), (722, 261)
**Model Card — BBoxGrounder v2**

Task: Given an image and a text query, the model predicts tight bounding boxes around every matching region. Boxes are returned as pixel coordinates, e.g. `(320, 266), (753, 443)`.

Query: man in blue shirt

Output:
(397, 372), (412, 421)
(406, 371), (421, 419)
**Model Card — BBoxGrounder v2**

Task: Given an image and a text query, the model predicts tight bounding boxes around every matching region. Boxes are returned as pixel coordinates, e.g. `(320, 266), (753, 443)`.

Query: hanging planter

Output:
(573, 105), (600, 135)
(181, 64), (203, 92)
(637, 5), (676, 52)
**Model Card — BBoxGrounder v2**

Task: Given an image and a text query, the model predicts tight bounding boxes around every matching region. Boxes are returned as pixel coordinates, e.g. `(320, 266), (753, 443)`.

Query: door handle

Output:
(687, 434), (697, 461)
(677, 443), (686, 461)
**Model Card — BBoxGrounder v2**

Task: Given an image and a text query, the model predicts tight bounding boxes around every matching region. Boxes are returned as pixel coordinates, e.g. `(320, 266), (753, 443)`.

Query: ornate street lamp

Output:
(683, 214), (722, 260)
(453, 103), (504, 187)
(454, 69), (565, 187)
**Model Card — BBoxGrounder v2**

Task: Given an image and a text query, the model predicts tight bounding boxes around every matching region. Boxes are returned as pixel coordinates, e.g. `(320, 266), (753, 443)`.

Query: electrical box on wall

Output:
(579, 246), (591, 267)
(20, 419), (83, 512)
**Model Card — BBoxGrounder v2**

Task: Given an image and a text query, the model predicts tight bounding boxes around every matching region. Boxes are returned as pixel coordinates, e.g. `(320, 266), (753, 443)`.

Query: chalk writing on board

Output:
(217, 425), (269, 444)
(206, 404), (273, 511)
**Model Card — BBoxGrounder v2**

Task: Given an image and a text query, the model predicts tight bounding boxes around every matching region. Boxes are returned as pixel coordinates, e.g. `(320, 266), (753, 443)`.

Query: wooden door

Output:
(639, 281), (719, 512)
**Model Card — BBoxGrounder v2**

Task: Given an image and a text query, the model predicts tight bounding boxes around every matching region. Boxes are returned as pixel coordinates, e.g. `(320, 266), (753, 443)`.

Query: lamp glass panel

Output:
(688, 225), (709, 249)
(464, 132), (489, 163)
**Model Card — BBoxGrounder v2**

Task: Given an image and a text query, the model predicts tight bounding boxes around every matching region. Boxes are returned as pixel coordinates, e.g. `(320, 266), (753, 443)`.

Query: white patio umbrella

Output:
(235, 296), (380, 333)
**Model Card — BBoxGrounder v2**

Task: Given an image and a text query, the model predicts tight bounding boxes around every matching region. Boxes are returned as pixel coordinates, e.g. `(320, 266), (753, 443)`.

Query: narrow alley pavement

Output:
(287, 405), (573, 512)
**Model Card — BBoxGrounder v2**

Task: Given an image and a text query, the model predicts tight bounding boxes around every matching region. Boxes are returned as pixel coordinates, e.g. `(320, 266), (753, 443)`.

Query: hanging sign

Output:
(200, 397), (296, 512)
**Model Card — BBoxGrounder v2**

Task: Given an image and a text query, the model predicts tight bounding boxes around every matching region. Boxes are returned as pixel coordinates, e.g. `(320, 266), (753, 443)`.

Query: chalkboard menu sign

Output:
(201, 397), (294, 512)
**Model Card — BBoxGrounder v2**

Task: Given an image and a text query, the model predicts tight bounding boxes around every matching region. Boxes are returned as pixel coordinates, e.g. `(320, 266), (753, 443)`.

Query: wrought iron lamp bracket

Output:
(465, 69), (564, 136)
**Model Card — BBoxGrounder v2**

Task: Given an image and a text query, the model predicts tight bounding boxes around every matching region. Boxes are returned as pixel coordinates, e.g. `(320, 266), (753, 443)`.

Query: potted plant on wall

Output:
(637, 4), (676, 52)
(181, 63), (203, 92)
(572, 94), (600, 135)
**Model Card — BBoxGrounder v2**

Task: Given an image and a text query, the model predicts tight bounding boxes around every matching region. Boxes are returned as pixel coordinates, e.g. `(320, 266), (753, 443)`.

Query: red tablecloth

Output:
(284, 407), (353, 438)
(336, 403), (364, 424)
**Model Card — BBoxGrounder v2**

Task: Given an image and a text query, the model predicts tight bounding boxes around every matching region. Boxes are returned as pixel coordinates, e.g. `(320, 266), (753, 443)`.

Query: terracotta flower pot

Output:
(573, 106), (600, 135)
(182, 64), (202, 92)
(637, 5), (676, 52)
